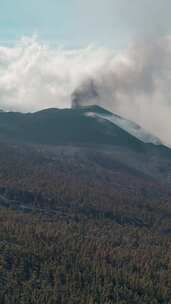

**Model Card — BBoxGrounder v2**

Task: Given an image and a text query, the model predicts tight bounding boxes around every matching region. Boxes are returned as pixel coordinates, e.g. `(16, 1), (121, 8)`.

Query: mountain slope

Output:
(83, 105), (162, 145)
(0, 106), (165, 150)
(0, 105), (171, 185)
(0, 107), (171, 303)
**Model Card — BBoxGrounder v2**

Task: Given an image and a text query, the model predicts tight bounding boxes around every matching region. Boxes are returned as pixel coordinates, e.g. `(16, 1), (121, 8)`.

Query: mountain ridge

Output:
(0, 105), (166, 150)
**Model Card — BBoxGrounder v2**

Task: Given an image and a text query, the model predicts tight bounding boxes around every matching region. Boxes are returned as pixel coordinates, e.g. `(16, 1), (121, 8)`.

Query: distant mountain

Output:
(0, 105), (170, 185)
(0, 105), (165, 150)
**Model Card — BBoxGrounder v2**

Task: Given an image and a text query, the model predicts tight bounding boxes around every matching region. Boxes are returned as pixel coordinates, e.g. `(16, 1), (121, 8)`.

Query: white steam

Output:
(0, 36), (171, 146)
(0, 36), (111, 112)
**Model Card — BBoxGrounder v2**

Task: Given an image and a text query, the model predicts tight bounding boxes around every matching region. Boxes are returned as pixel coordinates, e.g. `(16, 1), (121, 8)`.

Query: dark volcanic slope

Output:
(0, 106), (171, 185)
(0, 106), (152, 150)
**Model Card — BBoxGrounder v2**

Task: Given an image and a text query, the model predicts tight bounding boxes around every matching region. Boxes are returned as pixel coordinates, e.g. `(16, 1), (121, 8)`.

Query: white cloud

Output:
(1, 36), (171, 146)
(0, 36), (112, 112)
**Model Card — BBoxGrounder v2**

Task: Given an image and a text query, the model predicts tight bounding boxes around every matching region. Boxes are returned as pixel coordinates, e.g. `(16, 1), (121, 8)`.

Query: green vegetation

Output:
(0, 206), (171, 304)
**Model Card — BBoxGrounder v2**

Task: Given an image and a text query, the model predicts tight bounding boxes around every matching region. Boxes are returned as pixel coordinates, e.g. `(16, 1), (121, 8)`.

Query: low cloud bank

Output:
(0, 36), (171, 146)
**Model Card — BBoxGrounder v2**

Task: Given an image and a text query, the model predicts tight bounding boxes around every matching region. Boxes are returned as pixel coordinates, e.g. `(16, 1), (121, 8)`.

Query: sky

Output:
(1, 0), (171, 48)
(1, 1), (171, 146)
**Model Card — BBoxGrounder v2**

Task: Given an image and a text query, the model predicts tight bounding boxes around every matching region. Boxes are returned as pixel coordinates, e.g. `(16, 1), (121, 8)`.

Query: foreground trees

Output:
(0, 207), (171, 304)
(0, 143), (171, 303)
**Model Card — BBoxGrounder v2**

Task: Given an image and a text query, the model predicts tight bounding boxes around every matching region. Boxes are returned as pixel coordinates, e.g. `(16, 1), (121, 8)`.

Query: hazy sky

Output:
(1, 0), (171, 48)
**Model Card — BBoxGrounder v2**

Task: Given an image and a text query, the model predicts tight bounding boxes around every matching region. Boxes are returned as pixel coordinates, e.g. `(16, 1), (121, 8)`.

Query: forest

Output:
(0, 142), (171, 303)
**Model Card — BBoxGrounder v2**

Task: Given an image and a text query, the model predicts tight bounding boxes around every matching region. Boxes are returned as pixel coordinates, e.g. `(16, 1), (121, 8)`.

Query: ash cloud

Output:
(1, 36), (171, 146)
(71, 79), (99, 108)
